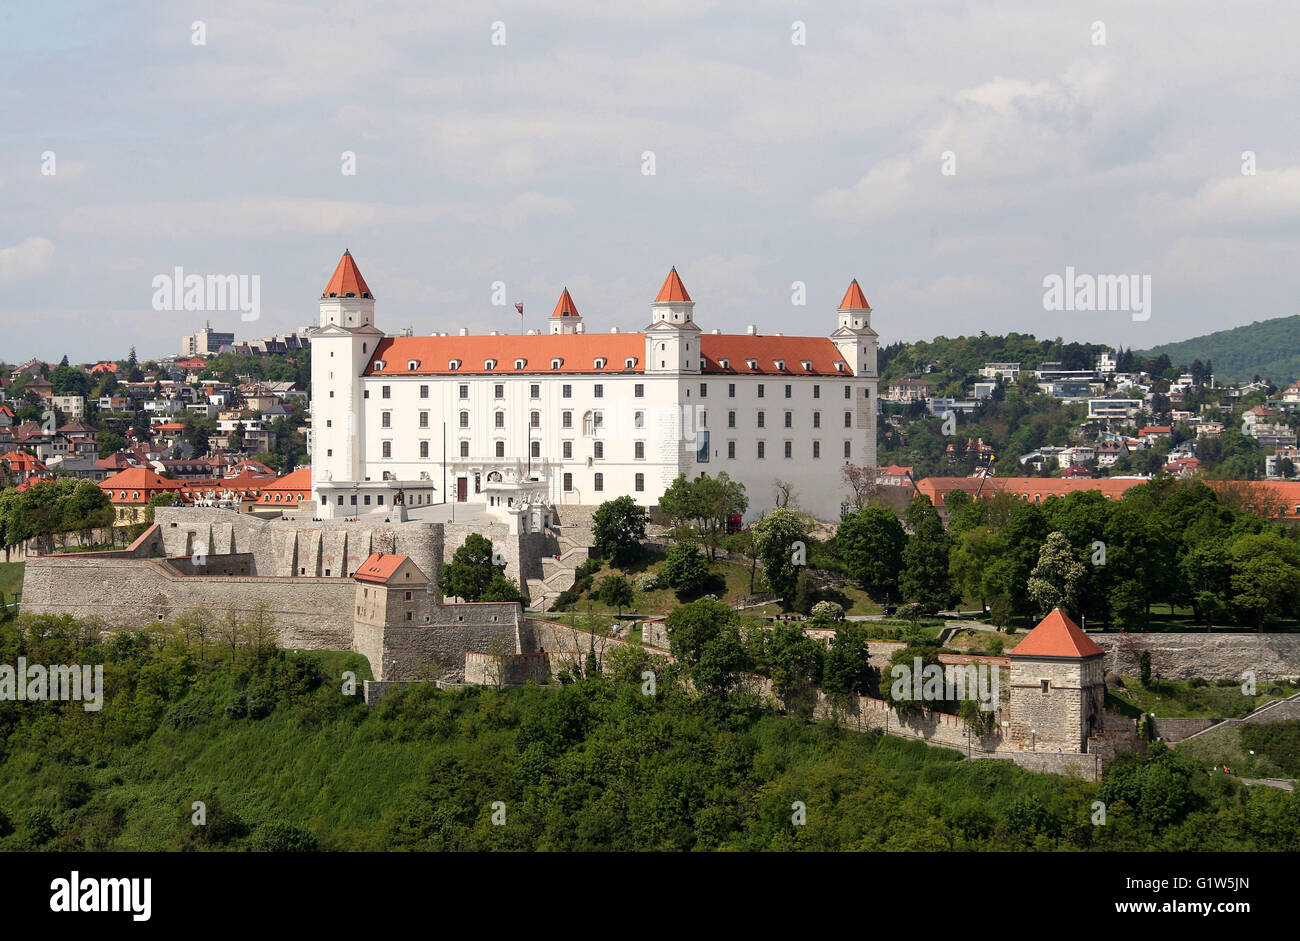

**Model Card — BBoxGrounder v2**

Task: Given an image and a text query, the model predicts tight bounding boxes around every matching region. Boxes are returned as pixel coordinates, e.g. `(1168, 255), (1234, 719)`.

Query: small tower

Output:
(831, 279), (878, 378)
(549, 287), (583, 335)
(644, 267), (702, 374)
(1008, 609), (1106, 753)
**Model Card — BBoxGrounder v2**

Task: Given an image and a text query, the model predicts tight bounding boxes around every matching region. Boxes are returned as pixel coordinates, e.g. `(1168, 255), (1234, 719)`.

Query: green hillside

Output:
(1139, 314), (1300, 385)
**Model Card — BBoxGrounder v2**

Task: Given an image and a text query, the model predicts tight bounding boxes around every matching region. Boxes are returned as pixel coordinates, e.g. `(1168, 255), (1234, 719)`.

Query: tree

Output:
(755, 622), (824, 710)
(437, 533), (503, 602)
(841, 464), (884, 512)
(752, 508), (809, 605)
(480, 574), (529, 606)
(591, 496), (648, 566)
(725, 529), (760, 594)
(665, 598), (749, 698)
(596, 574), (634, 617)
(657, 473), (747, 558)
(835, 506), (905, 604)
(949, 527), (1004, 614)
(822, 623), (874, 702)
(901, 496), (951, 609)
(1026, 531), (1087, 617)
(97, 431), (126, 458)
(660, 538), (709, 596)
(1228, 533), (1300, 630)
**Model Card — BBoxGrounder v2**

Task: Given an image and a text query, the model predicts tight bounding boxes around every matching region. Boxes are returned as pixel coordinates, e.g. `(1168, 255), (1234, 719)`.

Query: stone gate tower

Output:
(1008, 608), (1106, 752)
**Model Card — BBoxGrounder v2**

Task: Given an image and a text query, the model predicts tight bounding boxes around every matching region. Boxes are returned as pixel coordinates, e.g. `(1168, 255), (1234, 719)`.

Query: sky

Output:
(1, 0), (1298, 364)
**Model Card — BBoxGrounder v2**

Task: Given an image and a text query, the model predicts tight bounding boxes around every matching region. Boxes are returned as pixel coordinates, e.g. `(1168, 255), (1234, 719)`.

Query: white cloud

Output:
(0, 237), (54, 281)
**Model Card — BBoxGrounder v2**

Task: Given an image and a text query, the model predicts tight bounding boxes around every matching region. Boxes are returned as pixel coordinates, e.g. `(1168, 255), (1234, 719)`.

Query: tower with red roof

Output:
(1008, 608), (1106, 752)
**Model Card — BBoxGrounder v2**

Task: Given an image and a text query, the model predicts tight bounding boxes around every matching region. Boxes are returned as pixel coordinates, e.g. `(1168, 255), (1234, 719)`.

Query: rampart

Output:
(1095, 632), (1300, 682)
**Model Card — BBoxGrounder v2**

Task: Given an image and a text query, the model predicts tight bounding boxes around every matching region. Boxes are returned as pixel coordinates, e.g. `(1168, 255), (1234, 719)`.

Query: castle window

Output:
(459, 411), (469, 428)
(494, 384), (504, 399)
(757, 441), (765, 459)
(459, 384), (469, 399)
(563, 441), (572, 459)
(495, 412), (505, 428)
(495, 441), (506, 458)
(530, 410), (540, 427)
(834, 362), (845, 372)
(530, 384), (540, 398)
(408, 360), (419, 371)
(844, 385), (851, 399)
(485, 359), (497, 371)
(449, 360), (460, 371)
(460, 440), (469, 457)
(727, 440), (736, 459)
(531, 440), (540, 458)
(419, 411), (429, 428)
(801, 360), (812, 371)
(516, 359), (527, 370)
(784, 411), (792, 428)
(374, 360), (385, 371)
(420, 441), (429, 458)
(774, 360), (785, 371)
(784, 441), (792, 459)
(635, 441), (645, 460)
(593, 473), (604, 492)
(757, 412), (765, 428)
(420, 385), (429, 398)
(699, 383), (707, 398)
(813, 412), (820, 428)
(746, 359), (758, 370)
(382, 386), (391, 399)
(562, 411), (572, 428)
(625, 357), (636, 369)
(594, 441), (604, 460)
(382, 411), (391, 428)
(382, 442), (391, 458)
(634, 383), (644, 397)
(562, 384), (572, 398)
(594, 358), (606, 370)
(844, 412), (852, 428)
(634, 411), (644, 428)
(563, 472), (573, 492)
(719, 359), (730, 369)
(784, 384), (792, 398)
(594, 383), (604, 398)
(1040, 679), (1051, 694)
(813, 384), (820, 398)
(552, 358), (563, 370)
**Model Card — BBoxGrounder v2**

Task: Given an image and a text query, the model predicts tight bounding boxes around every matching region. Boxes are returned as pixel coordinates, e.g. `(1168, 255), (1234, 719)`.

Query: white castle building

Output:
(309, 251), (879, 521)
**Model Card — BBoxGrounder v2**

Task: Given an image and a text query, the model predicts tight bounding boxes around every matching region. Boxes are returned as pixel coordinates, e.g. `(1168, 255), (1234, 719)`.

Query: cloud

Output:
(0, 237), (54, 281)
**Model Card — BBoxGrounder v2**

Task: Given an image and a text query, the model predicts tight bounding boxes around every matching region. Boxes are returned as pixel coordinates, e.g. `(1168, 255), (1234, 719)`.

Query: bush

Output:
(634, 571), (659, 591)
(251, 822), (320, 852)
(575, 557), (602, 580)
(811, 600), (844, 621)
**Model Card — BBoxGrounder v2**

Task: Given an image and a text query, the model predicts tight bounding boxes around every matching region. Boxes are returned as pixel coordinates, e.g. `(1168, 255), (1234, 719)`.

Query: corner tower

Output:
(310, 250), (384, 513)
(831, 279), (878, 378)
(549, 287), (583, 335)
(644, 267), (702, 375)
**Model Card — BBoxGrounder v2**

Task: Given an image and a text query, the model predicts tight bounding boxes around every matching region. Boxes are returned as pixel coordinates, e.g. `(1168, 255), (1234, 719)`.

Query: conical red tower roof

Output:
(1010, 608), (1103, 658)
(322, 249), (373, 299)
(839, 279), (871, 310)
(551, 287), (580, 318)
(654, 266), (692, 303)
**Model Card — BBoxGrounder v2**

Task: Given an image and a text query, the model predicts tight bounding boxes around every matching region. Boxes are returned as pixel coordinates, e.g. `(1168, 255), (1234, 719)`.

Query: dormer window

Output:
(514, 358), (526, 370)
(407, 360), (420, 371)
(624, 357), (636, 369)
(746, 359), (758, 370)
(449, 359), (461, 371)
(834, 362), (845, 372)
(551, 358), (563, 370)
(594, 357), (607, 369)
(800, 360), (812, 371)
(719, 358), (730, 369)
(373, 360), (386, 371)
(484, 359), (497, 371)
(774, 360), (786, 371)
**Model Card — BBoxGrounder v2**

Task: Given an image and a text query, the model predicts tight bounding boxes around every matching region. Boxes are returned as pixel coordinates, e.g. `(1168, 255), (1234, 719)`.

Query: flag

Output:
(515, 302), (524, 317)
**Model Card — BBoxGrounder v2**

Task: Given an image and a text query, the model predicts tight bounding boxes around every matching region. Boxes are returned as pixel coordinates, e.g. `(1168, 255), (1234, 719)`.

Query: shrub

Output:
(811, 600), (844, 621)
(634, 571), (659, 591)
(251, 822), (320, 852)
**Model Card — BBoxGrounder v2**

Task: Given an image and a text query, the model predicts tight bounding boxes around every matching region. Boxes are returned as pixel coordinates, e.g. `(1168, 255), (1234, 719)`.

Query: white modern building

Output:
(309, 252), (880, 522)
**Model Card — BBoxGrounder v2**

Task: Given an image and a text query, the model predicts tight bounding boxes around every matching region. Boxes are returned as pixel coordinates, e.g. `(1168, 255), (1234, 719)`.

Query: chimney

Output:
(576, 323), (585, 334)
(610, 327), (619, 334)
(458, 327), (468, 336)
(746, 324), (757, 335)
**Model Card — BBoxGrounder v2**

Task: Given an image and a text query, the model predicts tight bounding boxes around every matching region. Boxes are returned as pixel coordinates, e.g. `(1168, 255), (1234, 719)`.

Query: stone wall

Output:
(1009, 656), (1104, 752)
(464, 651), (551, 686)
(362, 602), (523, 681)
(1151, 717), (1219, 743)
(21, 555), (355, 649)
(1095, 632), (1300, 683)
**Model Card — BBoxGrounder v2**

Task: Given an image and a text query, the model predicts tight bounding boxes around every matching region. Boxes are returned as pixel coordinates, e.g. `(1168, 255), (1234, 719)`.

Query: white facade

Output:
(309, 255), (880, 522)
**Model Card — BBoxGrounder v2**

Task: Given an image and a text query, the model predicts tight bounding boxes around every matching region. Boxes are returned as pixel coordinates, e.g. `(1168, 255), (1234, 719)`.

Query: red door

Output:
(456, 477), (468, 502)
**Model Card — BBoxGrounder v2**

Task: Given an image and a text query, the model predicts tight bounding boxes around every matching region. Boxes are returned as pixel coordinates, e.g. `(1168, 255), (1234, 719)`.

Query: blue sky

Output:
(2, 0), (1298, 363)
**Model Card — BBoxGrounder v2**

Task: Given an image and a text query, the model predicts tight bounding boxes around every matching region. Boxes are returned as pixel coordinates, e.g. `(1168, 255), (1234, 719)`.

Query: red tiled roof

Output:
(698, 335), (849, 376)
(839, 279), (871, 310)
(1139, 426), (1171, 435)
(367, 333), (646, 376)
(1010, 609), (1103, 659)
(253, 468), (311, 504)
(355, 552), (409, 583)
(551, 288), (580, 318)
(915, 476), (1142, 509)
(654, 267), (691, 303)
(2, 450), (47, 471)
(322, 249), (372, 299)
(100, 467), (185, 503)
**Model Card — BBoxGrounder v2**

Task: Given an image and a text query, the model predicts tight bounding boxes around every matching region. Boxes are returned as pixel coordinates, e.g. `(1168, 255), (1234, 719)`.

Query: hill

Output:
(1139, 314), (1300, 386)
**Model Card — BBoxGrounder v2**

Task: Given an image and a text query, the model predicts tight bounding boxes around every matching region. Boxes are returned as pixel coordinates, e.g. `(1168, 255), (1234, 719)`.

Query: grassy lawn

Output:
(557, 551), (885, 618)
(1108, 677), (1300, 719)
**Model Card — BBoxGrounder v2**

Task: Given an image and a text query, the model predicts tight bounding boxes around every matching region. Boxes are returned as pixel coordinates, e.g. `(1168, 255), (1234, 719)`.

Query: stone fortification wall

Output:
(464, 651), (551, 686)
(1095, 632), (1300, 682)
(21, 555), (354, 649)
(357, 602), (523, 681)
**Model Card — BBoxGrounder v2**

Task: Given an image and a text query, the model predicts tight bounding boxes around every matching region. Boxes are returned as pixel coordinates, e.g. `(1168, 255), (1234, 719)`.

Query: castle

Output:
(309, 251), (880, 522)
